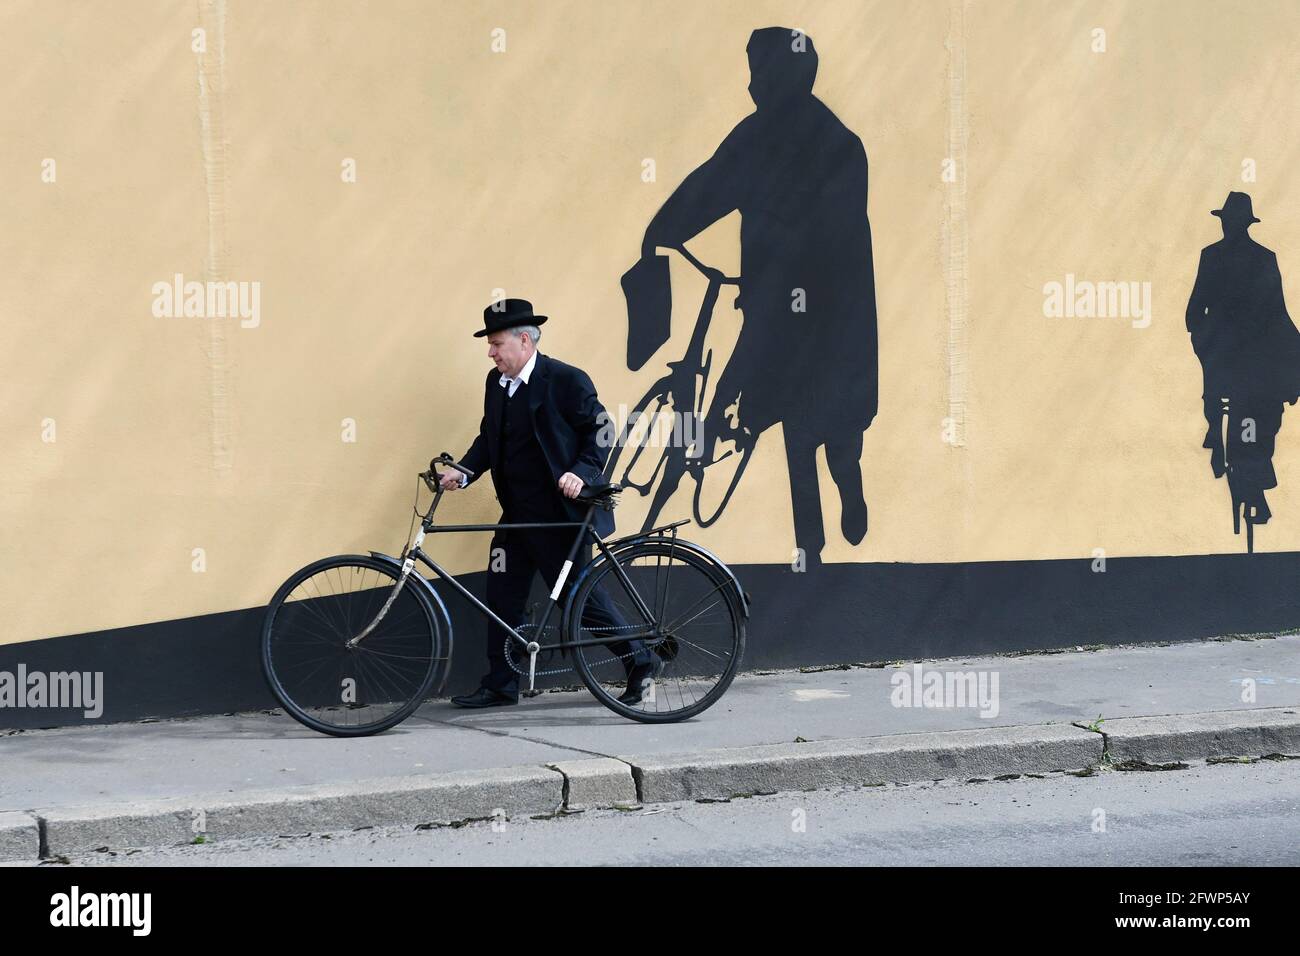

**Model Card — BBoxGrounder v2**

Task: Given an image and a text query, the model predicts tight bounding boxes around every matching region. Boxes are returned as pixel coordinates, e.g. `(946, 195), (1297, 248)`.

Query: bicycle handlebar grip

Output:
(436, 452), (475, 479)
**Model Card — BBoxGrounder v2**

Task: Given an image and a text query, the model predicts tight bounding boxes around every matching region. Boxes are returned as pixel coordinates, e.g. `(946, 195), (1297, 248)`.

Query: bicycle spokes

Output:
(262, 557), (445, 736)
(616, 391), (674, 494)
(568, 540), (745, 721)
(691, 438), (754, 528)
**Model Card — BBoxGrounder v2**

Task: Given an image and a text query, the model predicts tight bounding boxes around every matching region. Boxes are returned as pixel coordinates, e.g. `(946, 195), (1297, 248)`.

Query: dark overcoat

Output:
(459, 353), (616, 538)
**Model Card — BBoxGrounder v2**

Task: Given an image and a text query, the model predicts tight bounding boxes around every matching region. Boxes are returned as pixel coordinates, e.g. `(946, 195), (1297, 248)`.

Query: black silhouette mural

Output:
(616, 26), (878, 566)
(1186, 191), (1300, 551)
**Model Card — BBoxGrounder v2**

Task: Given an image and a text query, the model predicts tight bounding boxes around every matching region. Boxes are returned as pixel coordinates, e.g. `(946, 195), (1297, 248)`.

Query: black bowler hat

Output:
(1212, 191), (1260, 224)
(475, 298), (549, 337)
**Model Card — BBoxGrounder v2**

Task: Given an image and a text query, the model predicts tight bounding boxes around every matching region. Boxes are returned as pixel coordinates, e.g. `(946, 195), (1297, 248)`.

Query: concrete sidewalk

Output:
(2, 635), (1298, 860)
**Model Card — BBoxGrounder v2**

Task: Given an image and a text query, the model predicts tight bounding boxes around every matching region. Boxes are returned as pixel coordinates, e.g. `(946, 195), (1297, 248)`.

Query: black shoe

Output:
(840, 495), (868, 545)
(450, 687), (518, 708)
(1246, 491), (1272, 525)
(618, 658), (664, 705)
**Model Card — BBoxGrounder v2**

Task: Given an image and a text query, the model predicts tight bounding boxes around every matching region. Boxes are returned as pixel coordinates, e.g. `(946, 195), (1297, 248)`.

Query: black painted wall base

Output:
(3, 553), (1298, 730)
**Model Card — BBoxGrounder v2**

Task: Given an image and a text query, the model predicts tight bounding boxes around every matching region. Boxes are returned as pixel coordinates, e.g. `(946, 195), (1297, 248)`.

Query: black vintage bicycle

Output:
(261, 453), (749, 736)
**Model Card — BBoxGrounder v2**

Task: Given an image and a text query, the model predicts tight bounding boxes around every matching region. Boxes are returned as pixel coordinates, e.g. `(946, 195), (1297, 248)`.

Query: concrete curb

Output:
(621, 723), (1102, 803)
(7, 708), (1299, 861)
(1090, 706), (1300, 765)
(36, 765), (563, 860)
(0, 812), (40, 861)
(548, 758), (639, 811)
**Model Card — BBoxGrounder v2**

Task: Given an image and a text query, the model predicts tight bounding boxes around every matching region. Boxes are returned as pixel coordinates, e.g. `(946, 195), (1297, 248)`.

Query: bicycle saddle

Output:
(577, 482), (622, 502)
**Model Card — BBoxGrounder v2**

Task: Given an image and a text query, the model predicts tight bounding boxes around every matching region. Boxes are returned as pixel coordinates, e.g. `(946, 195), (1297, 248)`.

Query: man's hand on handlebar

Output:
(428, 452), (473, 492)
(429, 454), (580, 497)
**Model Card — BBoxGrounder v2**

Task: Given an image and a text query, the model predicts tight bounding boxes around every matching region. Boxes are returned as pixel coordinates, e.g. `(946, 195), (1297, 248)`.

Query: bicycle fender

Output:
(563, 537), (751, 638)
(649, 537), (752, 619)
(367, 551), (456, 694)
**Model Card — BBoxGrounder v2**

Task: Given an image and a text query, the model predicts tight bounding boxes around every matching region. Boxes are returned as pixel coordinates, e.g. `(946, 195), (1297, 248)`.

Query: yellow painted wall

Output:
(2, 0), (1299, 646)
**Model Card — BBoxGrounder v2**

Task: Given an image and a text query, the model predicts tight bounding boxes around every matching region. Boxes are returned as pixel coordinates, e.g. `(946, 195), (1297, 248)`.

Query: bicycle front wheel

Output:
(568, 540), (745, 723)
(261, 555), (445, 737)
(605, 381), (691, 532)
(690, 434), (755, 528)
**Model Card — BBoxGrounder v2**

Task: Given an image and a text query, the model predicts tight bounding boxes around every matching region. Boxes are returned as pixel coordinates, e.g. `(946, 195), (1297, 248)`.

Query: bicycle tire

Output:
(605, 381), (672, 490)
(690, 436), (755, 528)
(567, 539), (745, 723)
(605, 378), (696, 532)
(261, 554), (445, 737)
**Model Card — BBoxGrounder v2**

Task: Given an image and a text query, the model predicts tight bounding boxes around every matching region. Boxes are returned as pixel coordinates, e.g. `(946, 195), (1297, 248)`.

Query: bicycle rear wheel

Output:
(567, 539), (745, 723)
(261, 555), (445, 737)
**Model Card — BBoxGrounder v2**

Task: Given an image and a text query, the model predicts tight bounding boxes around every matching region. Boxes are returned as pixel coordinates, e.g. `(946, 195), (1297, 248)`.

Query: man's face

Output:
(487, 329), (532, 377)
(746, 55), (770, 109)
(1219, 216), (1250, 240)
(746, 47), (813, 111)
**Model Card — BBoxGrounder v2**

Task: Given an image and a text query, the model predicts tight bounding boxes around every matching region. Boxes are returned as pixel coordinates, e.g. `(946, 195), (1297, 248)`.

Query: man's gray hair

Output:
(511, 324), (541, 344)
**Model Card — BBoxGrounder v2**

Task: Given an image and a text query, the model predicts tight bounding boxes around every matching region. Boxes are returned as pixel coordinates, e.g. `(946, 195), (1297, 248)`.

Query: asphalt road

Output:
(40, 757), (1300, 866)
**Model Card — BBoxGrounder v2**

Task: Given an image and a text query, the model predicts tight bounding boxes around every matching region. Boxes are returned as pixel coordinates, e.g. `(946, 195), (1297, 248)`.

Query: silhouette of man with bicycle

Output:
(1186, 191), (1300, 547)
(630, 26), (878, 565)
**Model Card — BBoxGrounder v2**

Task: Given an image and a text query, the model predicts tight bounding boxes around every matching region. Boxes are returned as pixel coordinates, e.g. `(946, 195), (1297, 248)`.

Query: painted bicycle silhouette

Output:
(606, 244), (754, 533)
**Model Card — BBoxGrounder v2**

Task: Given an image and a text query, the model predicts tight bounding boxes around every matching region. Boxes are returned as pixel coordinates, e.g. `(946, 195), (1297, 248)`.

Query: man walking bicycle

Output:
(442, 298), (661, 707)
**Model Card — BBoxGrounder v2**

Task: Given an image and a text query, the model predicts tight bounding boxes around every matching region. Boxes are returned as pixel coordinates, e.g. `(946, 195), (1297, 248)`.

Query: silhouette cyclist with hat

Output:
(632, 26), (879, 566)
(1186, 191), (1300, 542)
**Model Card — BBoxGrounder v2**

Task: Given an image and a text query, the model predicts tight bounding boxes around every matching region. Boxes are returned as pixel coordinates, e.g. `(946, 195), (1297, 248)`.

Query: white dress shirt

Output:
(500, 350), (538, 398)
(459, 351), (539, 486)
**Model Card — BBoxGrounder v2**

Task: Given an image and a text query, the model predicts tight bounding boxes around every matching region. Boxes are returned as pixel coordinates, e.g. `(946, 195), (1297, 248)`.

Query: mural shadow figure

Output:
(616, 26), (878, 568)
(1186, 191), (1300, 552)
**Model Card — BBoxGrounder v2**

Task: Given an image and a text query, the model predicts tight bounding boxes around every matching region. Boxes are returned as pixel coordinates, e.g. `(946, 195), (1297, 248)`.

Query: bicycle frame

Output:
(347, 473), (677, 694)
(1221, 397), (1255, 554)
(607, 243), (754, 530)
(614, 244), (740, 472)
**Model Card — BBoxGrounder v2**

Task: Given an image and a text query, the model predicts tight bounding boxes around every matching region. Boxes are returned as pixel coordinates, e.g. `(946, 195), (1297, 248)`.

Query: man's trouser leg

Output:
(526, 527), (655, 673)
(1228, 398), (1284, 520)
(784, 426), (825, 563)
(825, 430), (867, 544)
(480, 530), (534, 696)
(1203, 395), (1227, 477)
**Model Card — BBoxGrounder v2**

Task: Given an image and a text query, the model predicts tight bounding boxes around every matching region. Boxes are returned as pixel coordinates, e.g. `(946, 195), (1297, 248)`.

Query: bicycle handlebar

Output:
(421, 452), (620, 511)
(672, 243), (740, 286)
(433, 452), (475, 479)
(422, 452), (475, 492)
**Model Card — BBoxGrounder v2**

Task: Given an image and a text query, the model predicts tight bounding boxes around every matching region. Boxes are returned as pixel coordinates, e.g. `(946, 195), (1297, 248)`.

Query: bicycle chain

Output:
(503, 622), (646, 677)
